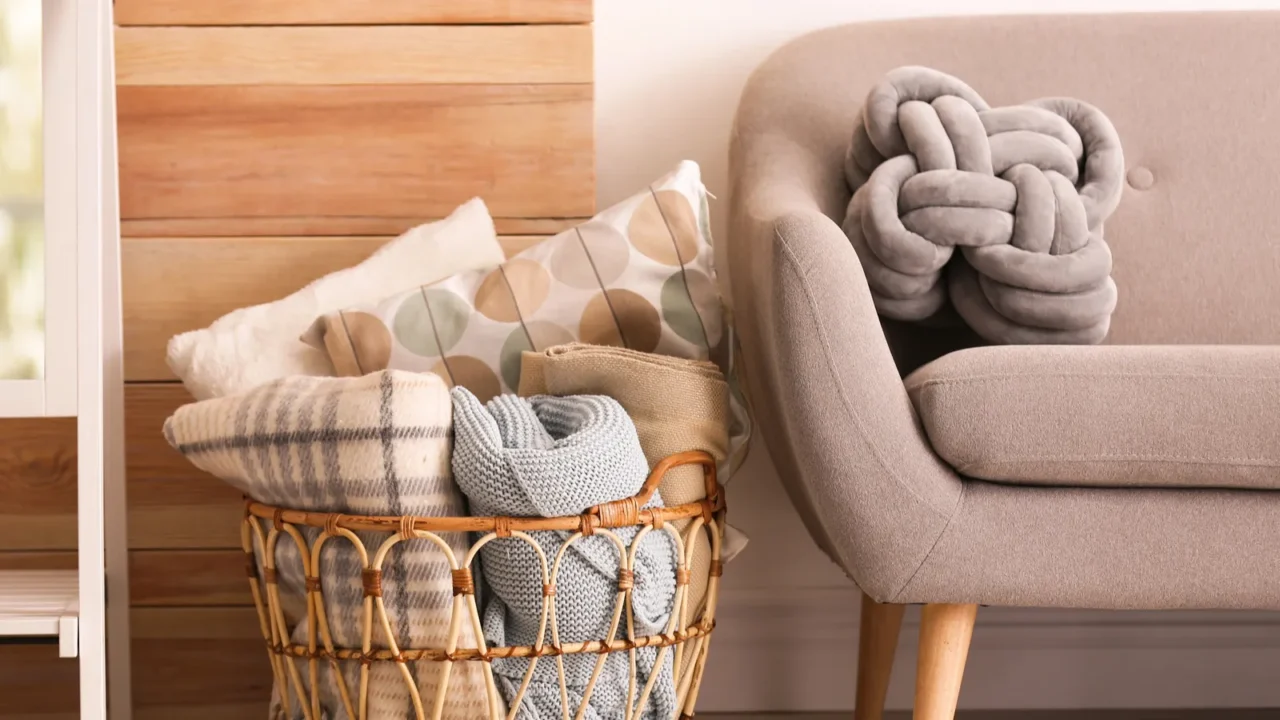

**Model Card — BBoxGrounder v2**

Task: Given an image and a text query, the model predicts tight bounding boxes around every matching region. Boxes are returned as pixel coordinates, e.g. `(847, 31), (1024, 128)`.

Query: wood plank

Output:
(125, 384), (245, 551)
(0, 551), (250, 607)
(0, 553), (77, 572)
(121, 236), (385, 381)
(116, 0), (592, 25)
(116, 26), (593, 86)
(130, 608), (273, 711)
(0, 644), (79, 716)
(0, 417), (76, 514)
(499, 235), (551, 257)
(130, 551), (249, 607)
(0, 384), (243, 551)
(122, 236), (547, 381)
(131, 606), (262, 640)
(134, 704), (268, 720)
(131, 607), (271, 711)
(1, 706), (271, 720)
(118, 84), (593, 222)
(0, 608), (270, 717)
(0, 416), (77, 551)
(122, 216), (588, 238)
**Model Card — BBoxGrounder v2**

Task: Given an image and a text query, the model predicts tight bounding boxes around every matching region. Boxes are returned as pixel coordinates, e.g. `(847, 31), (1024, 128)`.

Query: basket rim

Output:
(244, 450), (725, 534)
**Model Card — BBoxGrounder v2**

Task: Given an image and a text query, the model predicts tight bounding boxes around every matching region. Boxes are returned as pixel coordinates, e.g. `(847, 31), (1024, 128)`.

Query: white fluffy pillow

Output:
(166, 198), (505, 400)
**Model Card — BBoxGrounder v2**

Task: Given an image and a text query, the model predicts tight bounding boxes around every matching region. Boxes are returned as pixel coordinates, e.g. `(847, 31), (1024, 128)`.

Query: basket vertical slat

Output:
(463, 531), (553, 720)
(680, 516), (724, 719)
(626, 522), (687, 720)
(237, 450), (724, 720)
(265, 525), (318, 720)
(309, 528), (365, 720)
(242, 516), (291, 720)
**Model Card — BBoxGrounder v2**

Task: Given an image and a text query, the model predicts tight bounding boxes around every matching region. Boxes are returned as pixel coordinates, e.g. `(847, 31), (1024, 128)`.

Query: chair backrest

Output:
(746, 11), (1280, 347)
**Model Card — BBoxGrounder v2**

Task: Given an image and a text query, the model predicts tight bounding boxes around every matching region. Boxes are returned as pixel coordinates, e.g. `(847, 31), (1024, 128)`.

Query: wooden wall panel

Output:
(118, 84), (592, 223)
(129, 551), (250, 606)
(0, 644), (79, 717)
(0, 4), (593, 718)
(0, 551), (249, 606)
(123, 235), (548, 381)
(121, 217), (582, 239)
(0, 416), (75, 551)
(131, 608), (272, 711)
(126, 385), (246, 551)
(0, 609), (270, 719)
(116, 26), (592, 86)
(0, 385), (239, 551)
(116, 0), (593, 26)
(121, 237), (387, 381)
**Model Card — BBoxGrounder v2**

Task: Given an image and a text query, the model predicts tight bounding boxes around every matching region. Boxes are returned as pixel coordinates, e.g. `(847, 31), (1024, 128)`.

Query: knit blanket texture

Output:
(451, 388), (679, 720)
(519, 343), (728, 617)
(163, 371), (493, 720)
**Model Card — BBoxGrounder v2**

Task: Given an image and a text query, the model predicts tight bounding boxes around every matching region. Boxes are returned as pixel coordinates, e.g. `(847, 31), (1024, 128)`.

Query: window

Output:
(0, 0), (92, 418)
(0, 0), (42, 381)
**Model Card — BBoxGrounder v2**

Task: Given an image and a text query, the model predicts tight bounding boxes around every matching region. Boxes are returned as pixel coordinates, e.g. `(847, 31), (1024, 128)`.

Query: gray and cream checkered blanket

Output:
(164, 371), (495, 720)
(451, 388), (678, 720)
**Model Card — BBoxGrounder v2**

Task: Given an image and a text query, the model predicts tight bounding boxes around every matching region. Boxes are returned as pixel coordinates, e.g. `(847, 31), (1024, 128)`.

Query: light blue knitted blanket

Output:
(451, 389), (678, 720)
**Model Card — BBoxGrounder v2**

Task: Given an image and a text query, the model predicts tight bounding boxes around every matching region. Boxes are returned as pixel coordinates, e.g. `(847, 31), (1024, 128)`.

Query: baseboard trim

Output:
(695, 587), (1280, 712)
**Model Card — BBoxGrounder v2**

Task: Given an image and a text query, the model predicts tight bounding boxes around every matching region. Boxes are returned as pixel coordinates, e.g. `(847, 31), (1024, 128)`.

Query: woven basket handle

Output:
(589, 450), (719, 529)
(643, 450), (717, 504)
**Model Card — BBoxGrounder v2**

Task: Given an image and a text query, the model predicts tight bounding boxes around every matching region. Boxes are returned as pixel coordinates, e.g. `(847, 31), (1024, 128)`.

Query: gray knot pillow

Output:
(842, 66), (1125, 344)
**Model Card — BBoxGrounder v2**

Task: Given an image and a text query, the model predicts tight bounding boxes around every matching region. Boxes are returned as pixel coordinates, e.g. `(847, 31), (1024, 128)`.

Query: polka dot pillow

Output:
(302, 161), (725, 403)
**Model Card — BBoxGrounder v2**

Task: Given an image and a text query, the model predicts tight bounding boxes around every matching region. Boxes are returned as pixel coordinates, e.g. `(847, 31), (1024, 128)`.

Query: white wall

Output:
(596, 0), (1280, 712)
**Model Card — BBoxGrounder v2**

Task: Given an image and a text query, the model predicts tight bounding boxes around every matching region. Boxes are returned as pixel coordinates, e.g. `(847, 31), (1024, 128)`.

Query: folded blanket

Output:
(518, 343), (727, 616)
(843, 66), (1125, 344)
(164, 371), (494, 720)
(451, 389), (678, 720)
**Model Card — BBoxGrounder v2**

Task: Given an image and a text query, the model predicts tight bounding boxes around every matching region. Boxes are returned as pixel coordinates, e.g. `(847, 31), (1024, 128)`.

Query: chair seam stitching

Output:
(775, 223), (956, 520)
(908, 373), (1280, 390)
(889, 480), (966, 604)
(964, 455), (1280, 467)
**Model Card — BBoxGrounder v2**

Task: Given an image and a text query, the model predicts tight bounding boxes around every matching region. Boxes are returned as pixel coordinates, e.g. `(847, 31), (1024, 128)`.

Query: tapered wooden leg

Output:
(914, 603), (978, 720)
(854, 593), (905, 720)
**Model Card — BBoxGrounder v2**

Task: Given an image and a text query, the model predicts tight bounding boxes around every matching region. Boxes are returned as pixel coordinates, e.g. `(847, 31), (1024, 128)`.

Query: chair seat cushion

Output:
(905, 345), (1280, 489)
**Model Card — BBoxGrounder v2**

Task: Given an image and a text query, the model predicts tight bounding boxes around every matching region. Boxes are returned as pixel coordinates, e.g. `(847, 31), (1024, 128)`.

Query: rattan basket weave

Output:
(241, 450), (726, 720)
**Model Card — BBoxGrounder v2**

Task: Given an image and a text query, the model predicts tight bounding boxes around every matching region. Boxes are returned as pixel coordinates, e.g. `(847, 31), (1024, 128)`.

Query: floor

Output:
(706, 707), (1280, 712)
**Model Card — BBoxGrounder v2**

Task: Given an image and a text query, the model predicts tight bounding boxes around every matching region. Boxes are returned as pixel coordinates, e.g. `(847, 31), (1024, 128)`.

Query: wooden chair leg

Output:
(914, 603), (978, 720)
(854, 592), (906, 720)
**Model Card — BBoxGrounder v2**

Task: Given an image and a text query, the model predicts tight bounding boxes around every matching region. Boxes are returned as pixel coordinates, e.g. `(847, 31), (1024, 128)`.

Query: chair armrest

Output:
(727, 144), (964, 599)
(906, 344), (1280, 488)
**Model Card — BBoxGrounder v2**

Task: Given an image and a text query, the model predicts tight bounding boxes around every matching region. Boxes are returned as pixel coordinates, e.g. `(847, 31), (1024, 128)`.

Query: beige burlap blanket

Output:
(518, 343), (728, 615)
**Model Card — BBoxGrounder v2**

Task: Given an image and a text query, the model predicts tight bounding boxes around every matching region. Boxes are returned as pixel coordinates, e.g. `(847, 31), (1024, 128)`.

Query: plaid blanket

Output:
(164, 370), (497, 720)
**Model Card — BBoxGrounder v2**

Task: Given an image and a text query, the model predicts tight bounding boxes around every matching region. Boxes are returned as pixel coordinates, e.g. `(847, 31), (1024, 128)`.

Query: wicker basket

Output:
(241, 450), (726, 720)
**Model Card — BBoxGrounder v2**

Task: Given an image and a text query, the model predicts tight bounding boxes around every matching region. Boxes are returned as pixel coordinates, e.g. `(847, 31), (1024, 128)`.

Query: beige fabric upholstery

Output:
(906, 345), (1280, 489)
(728, 12), (1280, 609)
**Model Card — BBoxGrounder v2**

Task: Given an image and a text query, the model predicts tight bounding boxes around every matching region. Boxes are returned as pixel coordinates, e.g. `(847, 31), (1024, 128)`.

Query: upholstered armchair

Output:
(727, 12), (1280, 719)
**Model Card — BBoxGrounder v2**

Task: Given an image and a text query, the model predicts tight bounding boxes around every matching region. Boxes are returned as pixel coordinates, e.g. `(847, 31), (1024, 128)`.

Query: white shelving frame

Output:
(0, 1), (129, 718)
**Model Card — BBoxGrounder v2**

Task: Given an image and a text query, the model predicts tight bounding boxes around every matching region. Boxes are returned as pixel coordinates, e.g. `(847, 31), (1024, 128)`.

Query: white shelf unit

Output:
(0, 570), (80, 658)
(0, 1), (129, 719)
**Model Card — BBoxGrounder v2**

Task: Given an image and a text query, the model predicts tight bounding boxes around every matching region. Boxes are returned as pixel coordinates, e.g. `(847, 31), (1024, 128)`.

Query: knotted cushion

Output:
(842, 66), (1125, 344)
